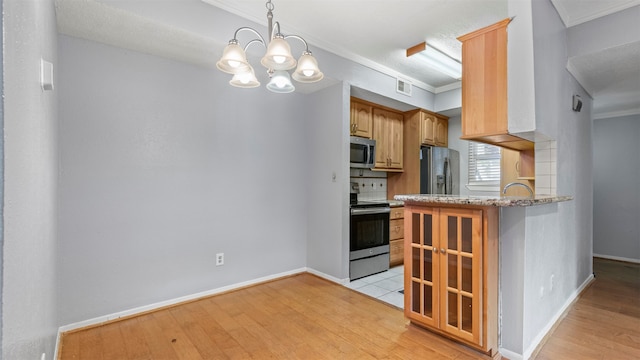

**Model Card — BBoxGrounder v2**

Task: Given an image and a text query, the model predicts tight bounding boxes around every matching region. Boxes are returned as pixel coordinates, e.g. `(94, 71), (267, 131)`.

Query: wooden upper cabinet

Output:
(417, 110), (448, 147)
(458, 18), (534, 151)
(350, 98), (373, 138)
(387, 109), (448, 198)
(420, 112), (436, 145)
(435, 116), (448, 147)
(458, 19), (509, 137)
(373, 108), (403, 171)
(500, 148), (535, 197)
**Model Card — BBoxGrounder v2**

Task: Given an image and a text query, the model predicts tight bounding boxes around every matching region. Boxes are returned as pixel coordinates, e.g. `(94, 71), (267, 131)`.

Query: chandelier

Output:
(216, 0), (324, 93)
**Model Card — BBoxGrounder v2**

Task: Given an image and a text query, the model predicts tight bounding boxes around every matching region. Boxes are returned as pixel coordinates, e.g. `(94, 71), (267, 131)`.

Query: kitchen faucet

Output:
(502, 182), (534, 198)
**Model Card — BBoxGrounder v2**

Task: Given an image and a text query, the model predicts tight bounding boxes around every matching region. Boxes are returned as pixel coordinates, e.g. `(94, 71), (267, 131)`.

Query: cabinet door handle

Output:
(432, 247), (438, 253)
(440, 248), (446, 254)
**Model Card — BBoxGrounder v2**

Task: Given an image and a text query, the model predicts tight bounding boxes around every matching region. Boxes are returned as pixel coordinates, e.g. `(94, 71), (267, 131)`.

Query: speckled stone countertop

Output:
(386, 200), (405, 207)
(394, 194), (573, 207)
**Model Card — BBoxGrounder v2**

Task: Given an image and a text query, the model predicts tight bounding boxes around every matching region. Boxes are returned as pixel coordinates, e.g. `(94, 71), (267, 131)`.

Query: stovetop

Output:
(350, 200), (390, 208)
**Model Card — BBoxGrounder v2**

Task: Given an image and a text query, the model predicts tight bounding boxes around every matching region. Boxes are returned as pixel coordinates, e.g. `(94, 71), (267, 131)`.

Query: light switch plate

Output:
(41, 58), (54, 91)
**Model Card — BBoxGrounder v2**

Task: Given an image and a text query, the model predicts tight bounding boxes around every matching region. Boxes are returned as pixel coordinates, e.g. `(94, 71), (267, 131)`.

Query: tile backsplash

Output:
(535, 140), (557, 195)
(350, 169), (387, 201)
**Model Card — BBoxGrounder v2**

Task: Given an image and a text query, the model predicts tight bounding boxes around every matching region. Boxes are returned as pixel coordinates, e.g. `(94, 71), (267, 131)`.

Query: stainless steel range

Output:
(349, 195), (390, 280)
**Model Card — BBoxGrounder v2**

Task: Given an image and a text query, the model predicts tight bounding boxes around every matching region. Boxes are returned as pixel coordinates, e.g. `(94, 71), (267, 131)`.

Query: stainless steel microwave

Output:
(350, 136), (376, 169)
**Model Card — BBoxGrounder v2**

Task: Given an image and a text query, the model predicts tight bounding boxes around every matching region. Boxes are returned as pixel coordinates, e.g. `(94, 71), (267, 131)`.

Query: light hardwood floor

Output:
(59, 258), (639, 360)
(533, 257), (640, 359)
(58, 273), (494, 360)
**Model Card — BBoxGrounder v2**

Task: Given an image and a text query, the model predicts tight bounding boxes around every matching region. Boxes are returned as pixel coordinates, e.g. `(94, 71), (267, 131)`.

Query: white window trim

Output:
(465, 184), (501, 192)
(467, 141), (501, 193)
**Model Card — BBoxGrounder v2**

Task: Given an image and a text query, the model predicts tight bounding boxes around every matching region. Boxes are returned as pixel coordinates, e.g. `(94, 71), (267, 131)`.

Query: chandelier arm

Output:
(283, 35), (311, 53)
(232, 27), (267, 46)
(270, 21), (282, 40)
(244, 39), (266, 52)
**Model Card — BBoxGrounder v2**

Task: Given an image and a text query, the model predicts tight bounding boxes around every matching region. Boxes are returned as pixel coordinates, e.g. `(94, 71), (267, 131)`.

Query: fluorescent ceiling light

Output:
(407, 42), (462, 80)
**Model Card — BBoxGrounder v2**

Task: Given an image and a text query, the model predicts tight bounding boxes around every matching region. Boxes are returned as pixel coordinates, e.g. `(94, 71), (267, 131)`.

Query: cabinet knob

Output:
(440, 248), (446, 254)
(432, 247), (438, 253)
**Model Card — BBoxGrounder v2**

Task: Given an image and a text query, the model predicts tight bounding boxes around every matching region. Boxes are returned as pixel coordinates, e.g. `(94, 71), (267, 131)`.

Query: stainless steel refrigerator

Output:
(420, 146), (460, 195)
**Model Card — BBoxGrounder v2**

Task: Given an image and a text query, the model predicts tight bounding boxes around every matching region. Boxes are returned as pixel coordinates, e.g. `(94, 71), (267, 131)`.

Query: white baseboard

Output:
(306, 267), (349, 285)
(53, 330), (61, 360)
(56, 267), (307, 340)
(593, 253), (640, 264)
(499, 348), (524, 360)
(499, 273), (595, 360)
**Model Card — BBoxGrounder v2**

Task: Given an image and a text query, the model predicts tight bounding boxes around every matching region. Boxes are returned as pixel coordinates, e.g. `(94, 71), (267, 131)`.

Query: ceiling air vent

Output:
(396, 77), (412, 96)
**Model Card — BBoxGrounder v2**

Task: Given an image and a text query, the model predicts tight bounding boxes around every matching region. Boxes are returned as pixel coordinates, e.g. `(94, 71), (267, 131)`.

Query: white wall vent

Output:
(396, 77), (412, 96)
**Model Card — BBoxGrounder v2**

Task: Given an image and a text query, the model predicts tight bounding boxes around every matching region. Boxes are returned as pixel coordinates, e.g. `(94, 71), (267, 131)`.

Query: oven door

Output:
(350, 207), (390, 255)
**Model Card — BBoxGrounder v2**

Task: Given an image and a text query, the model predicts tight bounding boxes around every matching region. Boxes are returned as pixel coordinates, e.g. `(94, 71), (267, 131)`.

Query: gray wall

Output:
(305, 82), (350, 279)
(0, 0), (4, 351)
(500, 0), (594, 357)
(2, 0), (59, 358)
(57, 35), (312, 325)
(593, 115), (640, 262)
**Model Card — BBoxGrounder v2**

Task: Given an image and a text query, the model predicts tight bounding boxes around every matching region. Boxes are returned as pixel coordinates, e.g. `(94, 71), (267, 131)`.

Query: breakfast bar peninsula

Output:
(393, 194), (572, 358)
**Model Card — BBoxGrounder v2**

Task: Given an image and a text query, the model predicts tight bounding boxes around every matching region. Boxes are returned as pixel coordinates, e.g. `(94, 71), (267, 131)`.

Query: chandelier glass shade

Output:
(261, 35), (297, 70)
(266, 70), (295, 93)
(230, 67), (260, 88)
(216, 42), (250, 74)
(292, 52), (323, 83)
(216, 0), (323, 92)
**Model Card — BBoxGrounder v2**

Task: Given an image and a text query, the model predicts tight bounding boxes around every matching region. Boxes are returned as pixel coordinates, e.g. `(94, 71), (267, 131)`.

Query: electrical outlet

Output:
(216, 253), (224, 266)
(41, 353), (46, 360)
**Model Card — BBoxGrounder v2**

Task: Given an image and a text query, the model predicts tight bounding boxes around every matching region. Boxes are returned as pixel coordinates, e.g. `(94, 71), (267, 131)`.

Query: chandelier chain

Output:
(266, 0), (274, 12)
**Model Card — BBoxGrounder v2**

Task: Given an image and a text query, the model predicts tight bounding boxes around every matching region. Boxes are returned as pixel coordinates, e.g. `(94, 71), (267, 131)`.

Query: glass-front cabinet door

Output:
(404, 207), (483, 346)
(405, 208), (439, 328)
(439, 208), (483, 345)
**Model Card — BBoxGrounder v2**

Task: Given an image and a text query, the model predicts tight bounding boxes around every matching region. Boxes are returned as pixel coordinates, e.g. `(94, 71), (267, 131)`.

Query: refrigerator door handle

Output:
(444, 157), (452, 195)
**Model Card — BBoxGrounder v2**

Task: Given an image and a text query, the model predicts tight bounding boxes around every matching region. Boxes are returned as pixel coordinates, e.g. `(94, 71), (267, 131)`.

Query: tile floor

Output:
(346, 265), (405, 309)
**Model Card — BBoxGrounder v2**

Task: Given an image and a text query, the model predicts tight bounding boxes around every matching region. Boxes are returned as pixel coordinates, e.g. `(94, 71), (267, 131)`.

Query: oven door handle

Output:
(350, 207), (391, 215)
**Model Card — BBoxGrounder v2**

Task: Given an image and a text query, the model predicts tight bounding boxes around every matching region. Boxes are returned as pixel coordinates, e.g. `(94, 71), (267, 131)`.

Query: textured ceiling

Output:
(56, 0), (640, 118)
(552, 0), (640, 119)
(551, 0), (639, 26)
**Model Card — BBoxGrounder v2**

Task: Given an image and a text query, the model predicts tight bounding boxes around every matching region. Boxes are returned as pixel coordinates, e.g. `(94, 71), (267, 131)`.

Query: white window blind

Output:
(468, 142), (501, 186)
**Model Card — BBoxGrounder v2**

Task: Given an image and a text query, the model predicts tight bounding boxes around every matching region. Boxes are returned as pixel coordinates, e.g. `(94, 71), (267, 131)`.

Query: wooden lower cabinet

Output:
(389, 206), (404, 267)
(404, 205), (499, 356)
